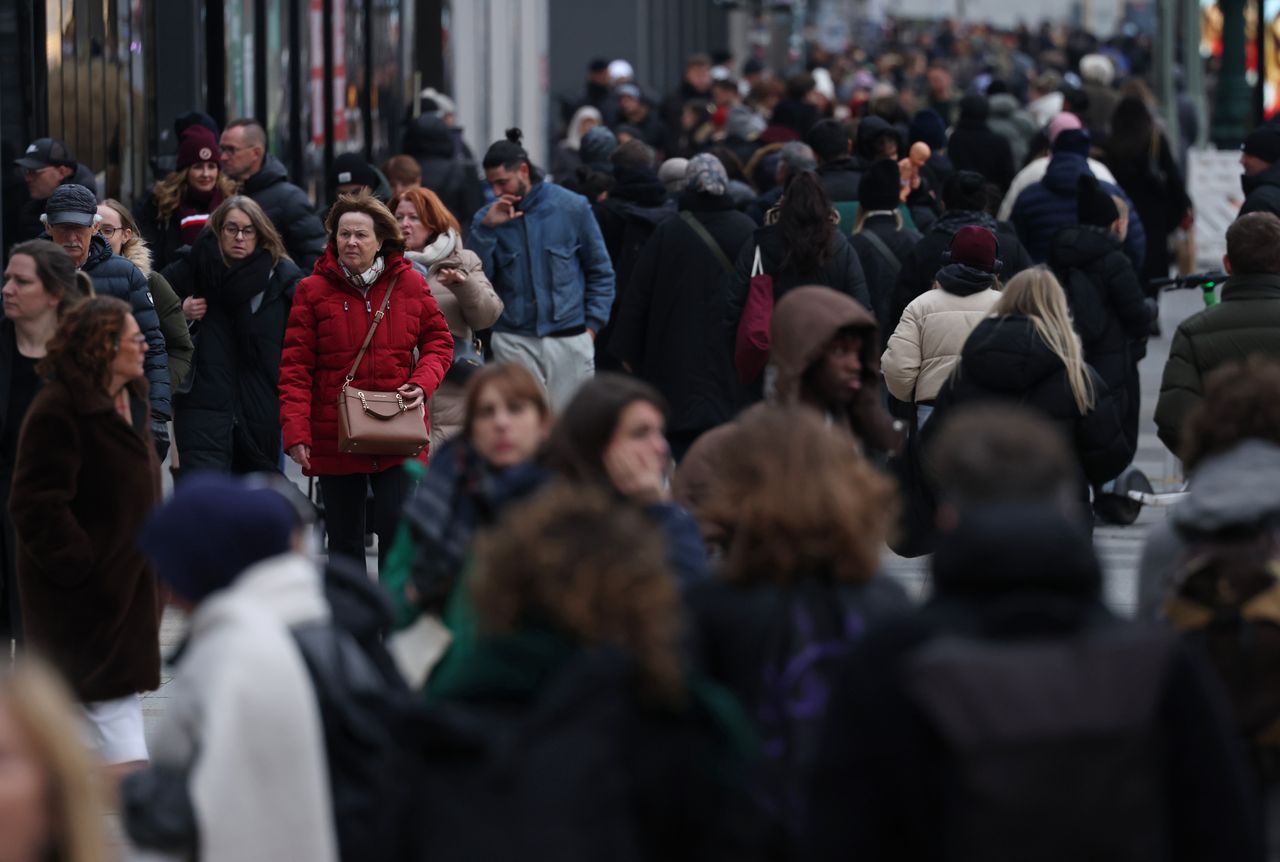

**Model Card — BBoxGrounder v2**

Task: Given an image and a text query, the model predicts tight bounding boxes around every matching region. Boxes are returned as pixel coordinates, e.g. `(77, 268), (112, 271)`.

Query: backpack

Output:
(415, 650), (647, 862)
(1165, 524), (1280, 770)
(754, 583), (868, 837)
(902, 621), (1175, 862)
(289, 559), (427, 862)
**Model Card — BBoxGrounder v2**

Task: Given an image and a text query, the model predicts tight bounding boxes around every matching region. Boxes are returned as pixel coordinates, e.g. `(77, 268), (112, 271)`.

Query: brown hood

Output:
(770, 286), (879, 405)
(121, 239), (153, 278)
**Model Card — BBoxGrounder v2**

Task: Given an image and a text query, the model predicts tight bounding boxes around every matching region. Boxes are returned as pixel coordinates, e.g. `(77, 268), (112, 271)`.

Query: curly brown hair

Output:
(324, 189), (404, 253)
(696, 406), (896, 585)
(470, 483), (684, 702)
(1181, 355), (1280, 470)
(150, 166), (238, 224)
(38, 296), (133, 390)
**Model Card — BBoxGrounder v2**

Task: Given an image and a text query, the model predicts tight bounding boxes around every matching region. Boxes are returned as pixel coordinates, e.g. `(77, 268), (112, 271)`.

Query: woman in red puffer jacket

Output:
(280, 191), (453, 573)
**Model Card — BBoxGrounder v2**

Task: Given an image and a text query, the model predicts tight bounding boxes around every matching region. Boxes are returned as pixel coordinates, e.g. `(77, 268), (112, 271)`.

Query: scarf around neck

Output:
(340, 255), (385, 293)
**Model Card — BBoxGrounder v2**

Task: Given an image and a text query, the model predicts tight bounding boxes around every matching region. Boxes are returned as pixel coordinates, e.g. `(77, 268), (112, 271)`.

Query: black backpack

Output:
(1165, 524), (1280, 774)
(414, 649), (647, 862)
(290, 559), (426, 862)
(754, 583), (870, 837)
(901, 621), (1175, 862)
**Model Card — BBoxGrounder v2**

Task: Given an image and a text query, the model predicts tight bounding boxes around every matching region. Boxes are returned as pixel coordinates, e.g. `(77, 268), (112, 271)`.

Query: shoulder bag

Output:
(734, 246), (774, 384)
(336, 277), (430, 457)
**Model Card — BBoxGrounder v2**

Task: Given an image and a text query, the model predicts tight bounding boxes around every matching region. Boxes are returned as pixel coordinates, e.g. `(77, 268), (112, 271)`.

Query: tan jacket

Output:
(881, 286), (1001, 403)
(406, 233), (503, 454)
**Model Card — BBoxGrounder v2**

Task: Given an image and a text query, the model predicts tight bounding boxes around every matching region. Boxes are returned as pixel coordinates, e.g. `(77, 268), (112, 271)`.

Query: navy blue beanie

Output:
(1052, 128), (1092, 157)
(909, 110), (948, 152)
(139, 473), (299, 604)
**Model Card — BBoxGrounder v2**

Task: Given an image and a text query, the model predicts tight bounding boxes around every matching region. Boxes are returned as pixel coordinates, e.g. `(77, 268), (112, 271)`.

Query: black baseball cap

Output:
(15, 138), (76, 171)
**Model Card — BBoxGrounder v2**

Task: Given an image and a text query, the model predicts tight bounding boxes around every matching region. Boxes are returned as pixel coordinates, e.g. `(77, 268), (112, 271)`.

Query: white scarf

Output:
(415, 228), (459, 269)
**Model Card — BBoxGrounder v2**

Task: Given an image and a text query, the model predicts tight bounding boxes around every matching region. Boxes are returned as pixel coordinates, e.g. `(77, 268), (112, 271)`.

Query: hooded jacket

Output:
(998, 155), (1119, 222)
(122, 239), (195, 392)
(163, 231), (303, 473)
(1008, 145), (1146, 269)
(278, 246), (453, 476)
(889, 209), (1033, 334)
(1155, 273), (1280, 454)
(985, 93), (1037, 168)
(932, 315), (1132, 492)
(1239, 161), (1280, 220)
(807, 502), (1261, 862)
(242, 155), (327, 272)
(469, 181), (616, 338)
(9, 356), (160, 702)
(405, 231), (504, 452)
(1138, 441), (1280, 620)
(881, 264), (1002, 403)
(817, 156), (863, 204)
(402, 115), (486, 232)
(77, 233), (172, 421)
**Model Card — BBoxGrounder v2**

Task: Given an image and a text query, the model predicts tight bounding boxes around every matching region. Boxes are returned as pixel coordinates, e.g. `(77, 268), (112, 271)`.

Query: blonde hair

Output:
(150, 165), (238, 224)
(0, 659), (109, 862)
(993, 267), (1095, 413)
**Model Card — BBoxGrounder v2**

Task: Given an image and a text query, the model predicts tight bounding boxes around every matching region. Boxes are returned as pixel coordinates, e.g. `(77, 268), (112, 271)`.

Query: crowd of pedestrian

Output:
(4, 12), (1280, 862)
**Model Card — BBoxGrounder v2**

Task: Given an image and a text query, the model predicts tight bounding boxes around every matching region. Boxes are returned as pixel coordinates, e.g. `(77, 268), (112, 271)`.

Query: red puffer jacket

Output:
(279, 246), (454, 476)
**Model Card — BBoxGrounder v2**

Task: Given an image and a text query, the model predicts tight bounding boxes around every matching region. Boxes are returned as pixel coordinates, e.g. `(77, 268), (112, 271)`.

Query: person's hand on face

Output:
(603, 401), (670, 504)
(336, 212), (380, 273)
(481, 165), (530, 227)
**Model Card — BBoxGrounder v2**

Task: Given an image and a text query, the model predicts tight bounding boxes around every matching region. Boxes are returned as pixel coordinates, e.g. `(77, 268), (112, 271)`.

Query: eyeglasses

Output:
(23, 167), (53, 178)
(98, 226), (125, 239)
(220, 144), (248, 156)
(222, 224), (257, 239)
(115, 334), (147, 352)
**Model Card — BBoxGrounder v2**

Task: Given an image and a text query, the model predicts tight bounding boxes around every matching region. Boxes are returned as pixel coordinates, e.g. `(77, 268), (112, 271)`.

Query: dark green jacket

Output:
(1155, 273), (1280, 454)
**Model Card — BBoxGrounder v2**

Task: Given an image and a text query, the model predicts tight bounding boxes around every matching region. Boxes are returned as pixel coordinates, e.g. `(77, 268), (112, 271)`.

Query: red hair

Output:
(389, 186), (461, 237)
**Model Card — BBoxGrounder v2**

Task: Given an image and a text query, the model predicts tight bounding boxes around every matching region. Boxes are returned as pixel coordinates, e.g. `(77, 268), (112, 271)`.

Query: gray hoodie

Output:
(1136, 440), (1280, 619)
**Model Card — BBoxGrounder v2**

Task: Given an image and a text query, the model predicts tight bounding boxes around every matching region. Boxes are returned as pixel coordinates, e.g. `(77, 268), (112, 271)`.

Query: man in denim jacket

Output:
(469, 129), (615, 409)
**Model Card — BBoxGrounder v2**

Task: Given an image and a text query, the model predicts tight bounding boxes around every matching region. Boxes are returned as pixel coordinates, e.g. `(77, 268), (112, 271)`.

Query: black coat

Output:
(134, 194), (187, 273)
(849, 214), (922, 342)
(242, 155), (327, 272)
(610, 192), (756, 434)
(162, 233), (302, 473)
(728, 222), (871, 328)
(931, 315), (1132, 492)
(946, 118), (1017, 193)
(403, 115), (487, 234)
(1241, 162), (1280, 220)
(1049, 225), (1150, 449)
(889, 209), (1033, 334)
(817, 157), (863, 204)
(806, 503), (1262, 862)
(77, 234), (172, 422)
(1104, 134), (1191, 283)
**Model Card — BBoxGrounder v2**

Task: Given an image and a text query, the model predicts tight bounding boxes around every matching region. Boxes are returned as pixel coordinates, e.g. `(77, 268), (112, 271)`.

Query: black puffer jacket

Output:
(162, 232), (302, 473)
(807, 502), (1262, 862)
(242, 155), (326, 272)
(402, 115), (486, 233)
(1240, 161), (1280, 220)
(728, 223), (871, 327)
(1049, 225), (1151, 450)
(77, 234), (171, 422)
(849, 214), (922, 343)
(889, 209), (1032, 333)
(817, 157), (863, 204)
(610, 191), (757, 435)
(931, 315), (1131, 493)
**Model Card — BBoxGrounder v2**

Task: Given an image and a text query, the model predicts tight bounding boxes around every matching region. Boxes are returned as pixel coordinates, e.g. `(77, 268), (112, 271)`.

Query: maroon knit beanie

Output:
(948, 225), (1000, 273)
(177, 125), (220, 171)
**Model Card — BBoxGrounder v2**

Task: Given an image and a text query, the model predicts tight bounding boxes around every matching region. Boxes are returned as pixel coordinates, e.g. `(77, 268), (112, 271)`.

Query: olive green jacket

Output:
(1155, 273), (1280, 455)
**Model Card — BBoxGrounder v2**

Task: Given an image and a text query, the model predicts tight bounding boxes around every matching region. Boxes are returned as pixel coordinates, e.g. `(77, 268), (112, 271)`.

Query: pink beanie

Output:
(1047, 112), (1083, 145)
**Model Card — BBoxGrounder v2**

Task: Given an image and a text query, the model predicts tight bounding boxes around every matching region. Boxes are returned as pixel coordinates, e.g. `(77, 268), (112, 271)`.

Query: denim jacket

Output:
(469, 181), (616, 337)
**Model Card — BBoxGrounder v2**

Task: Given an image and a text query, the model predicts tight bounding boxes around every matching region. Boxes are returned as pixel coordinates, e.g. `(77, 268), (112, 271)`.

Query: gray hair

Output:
(778, 141), (817, 176)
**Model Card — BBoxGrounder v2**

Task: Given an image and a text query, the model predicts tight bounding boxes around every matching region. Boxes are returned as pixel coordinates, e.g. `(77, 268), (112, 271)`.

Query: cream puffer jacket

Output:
(881, 283), (1002, 403)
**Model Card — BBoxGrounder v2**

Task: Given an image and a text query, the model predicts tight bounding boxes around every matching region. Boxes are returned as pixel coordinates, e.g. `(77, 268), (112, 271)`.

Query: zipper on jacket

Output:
(344, 300), (348, 312)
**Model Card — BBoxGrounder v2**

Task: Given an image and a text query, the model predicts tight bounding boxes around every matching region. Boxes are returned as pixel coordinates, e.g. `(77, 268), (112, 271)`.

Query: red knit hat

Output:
(948, 225), (1000, 273)
(177, 125), (220, 171)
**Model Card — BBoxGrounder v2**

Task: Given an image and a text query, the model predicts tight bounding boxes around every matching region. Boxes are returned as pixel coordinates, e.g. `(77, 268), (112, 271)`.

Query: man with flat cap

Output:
(1240, 126), (1280, 218)
(41, 184), (171, 457)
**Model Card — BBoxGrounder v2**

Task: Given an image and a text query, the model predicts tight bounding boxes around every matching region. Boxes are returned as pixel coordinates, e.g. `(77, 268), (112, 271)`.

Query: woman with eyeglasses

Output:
(160, 196), (303, 475)
(8, 296), (162, 774)
(134, 124), (237, 271)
